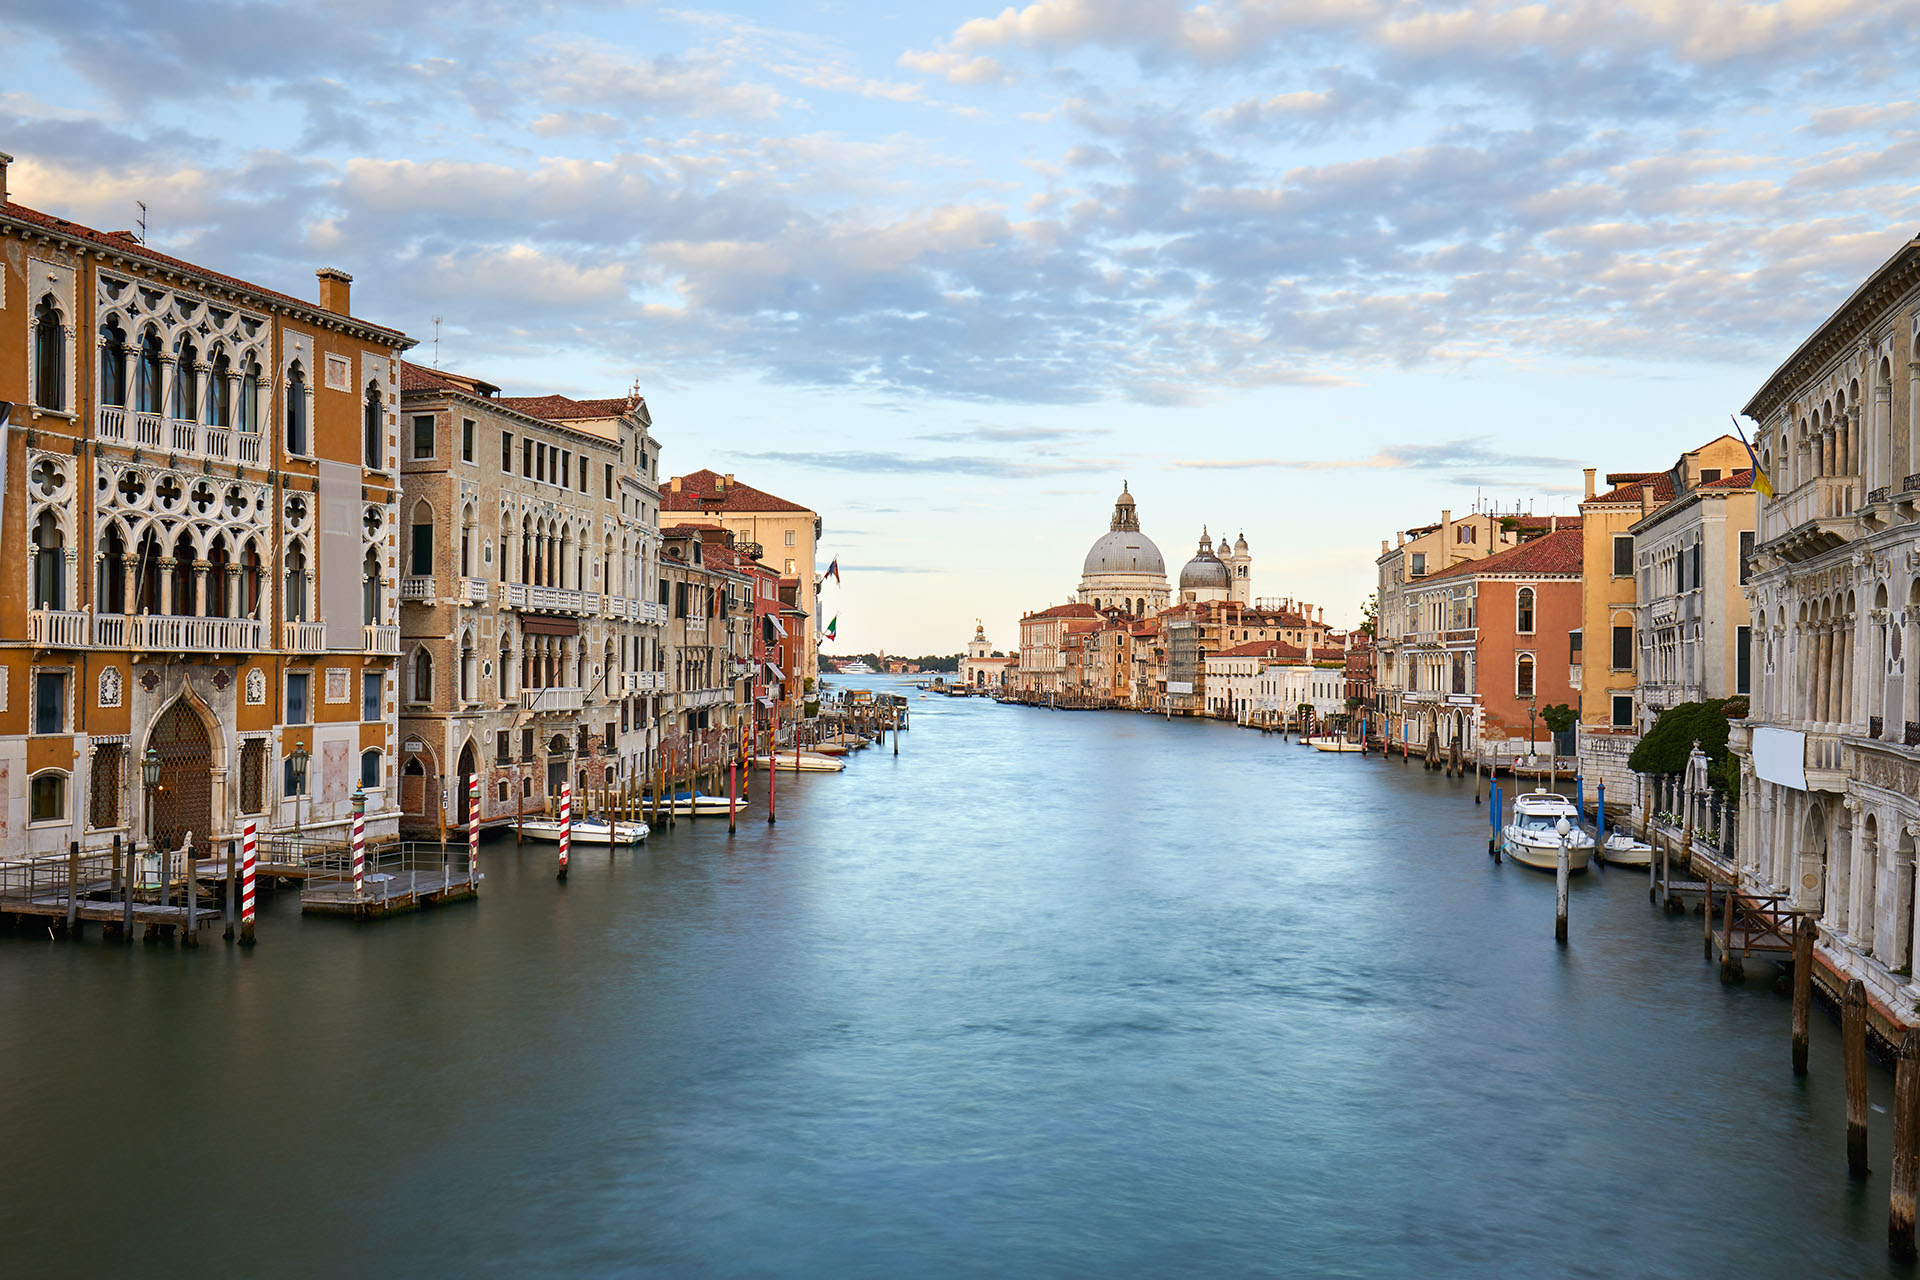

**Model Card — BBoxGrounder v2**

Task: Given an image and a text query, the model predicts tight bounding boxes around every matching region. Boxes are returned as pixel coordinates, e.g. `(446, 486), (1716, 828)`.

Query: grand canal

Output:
(0, 680), (1909, 1276)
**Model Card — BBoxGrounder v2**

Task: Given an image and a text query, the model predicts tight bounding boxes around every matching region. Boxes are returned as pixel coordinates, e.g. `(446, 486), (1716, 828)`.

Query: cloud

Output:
(915, 424), (1104, 443)
(727, 449), (1116, 478)
(1174, 437), (1581, 474)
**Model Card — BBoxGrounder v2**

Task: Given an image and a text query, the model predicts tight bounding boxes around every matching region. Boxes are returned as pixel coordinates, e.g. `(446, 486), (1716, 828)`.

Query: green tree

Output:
(1358, 594), (1378, 638)
(1628, 699), (1738, 798)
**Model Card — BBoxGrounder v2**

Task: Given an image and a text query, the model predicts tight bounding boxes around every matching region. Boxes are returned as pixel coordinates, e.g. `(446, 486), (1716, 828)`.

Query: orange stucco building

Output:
(1, 152), (412, 856)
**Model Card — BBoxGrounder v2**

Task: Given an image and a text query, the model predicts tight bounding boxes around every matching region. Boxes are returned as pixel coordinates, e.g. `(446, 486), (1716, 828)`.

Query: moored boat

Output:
(647, 790), (735, 815)
(750, 752), (846, 772)
(1500, 791), (1594, 871)
(517, 817), (649, 845)
(1306, 736), (1364, 753)
(1597, 830), (1653, 868)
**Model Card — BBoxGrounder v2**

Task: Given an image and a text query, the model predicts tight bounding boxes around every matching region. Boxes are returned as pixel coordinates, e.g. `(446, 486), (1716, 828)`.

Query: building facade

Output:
(394, 365), (665, 830)
(1736, 233), (1920, 1029)
(2, 155), (413, 855)
(1630, 470), (1758, 730)
(663, 470), (820, 683)
(1078, 483), (1169, 616)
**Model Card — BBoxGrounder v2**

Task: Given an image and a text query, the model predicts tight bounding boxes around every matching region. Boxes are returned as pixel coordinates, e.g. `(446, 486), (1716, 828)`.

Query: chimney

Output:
(1550, 514), (1559, 531)
(316, 267), (353, 316)
(670, 476), (683, 493)
(1381, 539), (1389, 554)
(724, 473), (734, 486)
(1583, 467), (1596, 501)
(0, 151), (11, 206)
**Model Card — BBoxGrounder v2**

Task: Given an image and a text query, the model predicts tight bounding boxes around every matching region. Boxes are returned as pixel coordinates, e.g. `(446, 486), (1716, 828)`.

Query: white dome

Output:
(1083, 530), (1165, 577)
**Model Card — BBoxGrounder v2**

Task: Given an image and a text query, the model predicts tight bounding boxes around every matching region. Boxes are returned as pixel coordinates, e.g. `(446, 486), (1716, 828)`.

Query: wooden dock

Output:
(0, 846), (225, 941)
(299, 842), (479, 918)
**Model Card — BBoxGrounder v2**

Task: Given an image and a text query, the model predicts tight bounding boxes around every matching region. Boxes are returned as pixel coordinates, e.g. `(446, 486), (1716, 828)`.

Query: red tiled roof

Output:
(663, 469), (810, 514)
(496, 393), (639, 421)
(1701, 469), (1756, 489)
(1214, 639), (1308, 660)
(1424, 525), (1584, 581)
(1588, 473), (1675, 505)
(1024, 602), (1100, 620)
(1, 199), (410, 344)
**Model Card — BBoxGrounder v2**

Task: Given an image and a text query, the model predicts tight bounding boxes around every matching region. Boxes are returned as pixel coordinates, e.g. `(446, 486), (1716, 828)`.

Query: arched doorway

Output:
(455, 740), (477, 826)
(148, 698), (213, 852)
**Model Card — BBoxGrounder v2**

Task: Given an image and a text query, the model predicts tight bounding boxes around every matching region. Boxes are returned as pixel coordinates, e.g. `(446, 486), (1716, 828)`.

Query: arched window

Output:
(33, 296), (65, 411)
(413, 648), (434, 703)
(1516, 653), (1536, 698)
(32, 511), (64, 609)
(286, 362), (308, 455)
(99, 525), (127, 614)
(461, 635), (476, 703)
(136, 331), (164, 414)
(173, 338), (199, 421)
(99, 319), (128, 408)
(285, 542), (309, 622)
(239, 357), (262, 433)
(364, 381), (383, 469)
(363, 548), (382, 625)
(208, 350), (232, 427)
(410, 500), (434, 577)
(360, 748), (381, 789)
(1515, 587), (1535, 634)
(29, 770), (68, 824)
(500, 633), (516, 699)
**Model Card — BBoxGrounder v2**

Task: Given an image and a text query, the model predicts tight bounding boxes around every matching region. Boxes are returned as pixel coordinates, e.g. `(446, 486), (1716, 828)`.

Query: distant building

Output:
(1078, 482), (1169, 616)
(664, 470), (820, 683)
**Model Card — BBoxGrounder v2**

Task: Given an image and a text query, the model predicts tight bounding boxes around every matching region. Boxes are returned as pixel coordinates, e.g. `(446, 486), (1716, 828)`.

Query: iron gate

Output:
(149, 699), (213, 853)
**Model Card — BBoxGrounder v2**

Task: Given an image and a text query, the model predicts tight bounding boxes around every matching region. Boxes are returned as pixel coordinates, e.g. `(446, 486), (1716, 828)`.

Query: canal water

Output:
(0, 681), (1908, 1277)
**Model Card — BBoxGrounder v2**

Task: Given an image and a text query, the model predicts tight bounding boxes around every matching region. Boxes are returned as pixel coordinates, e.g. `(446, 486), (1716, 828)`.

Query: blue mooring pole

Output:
(1597, 782), (1607, 846)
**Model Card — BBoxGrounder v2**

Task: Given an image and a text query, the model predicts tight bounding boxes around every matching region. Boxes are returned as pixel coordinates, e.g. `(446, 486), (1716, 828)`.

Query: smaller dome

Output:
(1179, 528), (1230, 590)
(1234, 532), (1248, 553)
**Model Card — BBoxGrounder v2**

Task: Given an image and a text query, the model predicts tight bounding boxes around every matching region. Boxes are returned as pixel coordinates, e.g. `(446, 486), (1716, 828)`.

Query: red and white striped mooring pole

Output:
(468, 773), (480, 886)
(557, 781), (571, 881)
(240, 819), (258, 946)
(351, 785), (367, 898)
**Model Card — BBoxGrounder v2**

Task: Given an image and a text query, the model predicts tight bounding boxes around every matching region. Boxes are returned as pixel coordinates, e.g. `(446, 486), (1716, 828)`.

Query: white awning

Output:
(767, 615), (788, 639)
(764, 661), (784, 679)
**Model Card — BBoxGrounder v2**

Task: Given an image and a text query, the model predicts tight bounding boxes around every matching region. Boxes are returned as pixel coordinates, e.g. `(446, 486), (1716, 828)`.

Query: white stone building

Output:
(1737, 232), (1920, 1031)
(1078, 483), (1169, 617)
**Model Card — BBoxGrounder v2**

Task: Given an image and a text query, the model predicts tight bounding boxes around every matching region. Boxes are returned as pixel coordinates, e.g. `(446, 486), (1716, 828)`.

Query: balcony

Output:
(27, 609), (89, 647)
(1805, 730), (1847, 790)
(1758, 475), (1861, 560)
(1648, 597), (1677, 626)
(463, 578), (489, 606)
(684, 688), (729, 709)
(500, 582), (595, 614)
(400, 576), (436, 603)
(96, 407), (265, 468)
(522, 685), (586, 714)
(98, 614), (266, 652)
(281, 620), (326, 652)
(364, 623), (399, 655)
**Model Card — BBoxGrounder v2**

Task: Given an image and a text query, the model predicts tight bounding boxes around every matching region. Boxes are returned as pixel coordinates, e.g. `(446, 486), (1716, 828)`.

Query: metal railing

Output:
(301, 840), (478, 902)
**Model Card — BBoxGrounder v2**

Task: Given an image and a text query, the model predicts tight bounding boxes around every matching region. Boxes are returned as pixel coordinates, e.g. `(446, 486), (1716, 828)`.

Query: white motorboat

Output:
(1500, 791), (1594, 872)
(1306, 736), (1364, 753)
(1597, 830), (1653, 868)
(751, 752), (846, 773)
(517, 817), (649, 846)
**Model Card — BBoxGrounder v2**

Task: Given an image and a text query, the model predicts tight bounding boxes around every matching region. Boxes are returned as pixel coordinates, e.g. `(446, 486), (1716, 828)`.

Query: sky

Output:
(4, 0), (1918, 654)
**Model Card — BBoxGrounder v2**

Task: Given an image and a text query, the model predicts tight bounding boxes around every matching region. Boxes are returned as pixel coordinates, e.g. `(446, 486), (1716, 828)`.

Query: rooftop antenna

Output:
(432, 316), (442, 369)
(135, 201), (147, 245)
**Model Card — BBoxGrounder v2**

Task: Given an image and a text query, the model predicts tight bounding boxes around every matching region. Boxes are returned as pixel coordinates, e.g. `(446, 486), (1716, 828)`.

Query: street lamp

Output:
(142, 744), (161, 843)
(290, 739), (310, 839)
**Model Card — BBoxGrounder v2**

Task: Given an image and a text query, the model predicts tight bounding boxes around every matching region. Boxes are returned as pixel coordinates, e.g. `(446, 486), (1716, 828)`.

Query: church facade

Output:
(1077, 483), (1169, 616)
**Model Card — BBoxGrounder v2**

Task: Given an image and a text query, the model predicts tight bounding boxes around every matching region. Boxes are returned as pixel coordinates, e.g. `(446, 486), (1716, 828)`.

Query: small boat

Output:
(1307, 736), (1364, 753)
(517, 817), (649, 846)
(1500, 791), (1594, 872)
(812, 743), (850, 756)
(1597, 830), (1653, 868)
(751, 752), (846, 773)
(644, 789), (736, 815)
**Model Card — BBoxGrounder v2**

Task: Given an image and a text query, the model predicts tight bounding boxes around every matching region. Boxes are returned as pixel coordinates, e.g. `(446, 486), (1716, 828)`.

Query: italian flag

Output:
(825, 615), (837, 641)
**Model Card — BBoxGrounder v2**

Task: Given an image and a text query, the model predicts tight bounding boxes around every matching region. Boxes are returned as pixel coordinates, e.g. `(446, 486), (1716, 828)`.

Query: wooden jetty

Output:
(0, 844), (224, 942)
(299, 842), (479, 918)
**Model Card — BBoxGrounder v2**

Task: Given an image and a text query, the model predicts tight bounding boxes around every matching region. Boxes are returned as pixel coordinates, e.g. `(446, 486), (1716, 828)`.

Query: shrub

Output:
(1628, 699), (1734, 790)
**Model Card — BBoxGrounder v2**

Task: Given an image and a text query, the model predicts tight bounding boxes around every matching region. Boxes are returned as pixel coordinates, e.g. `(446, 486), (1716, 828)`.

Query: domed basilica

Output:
(1076, 483), (1252, 616)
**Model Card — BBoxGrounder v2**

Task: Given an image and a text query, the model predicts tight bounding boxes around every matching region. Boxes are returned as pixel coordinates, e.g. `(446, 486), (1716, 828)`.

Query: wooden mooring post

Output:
(1847, 978), (1871, 1179)
(1555, 829), (1570, 945)
(1792, 916), (1814, 1076)
(1894, 1029), (1920, 1260)
(1718, 885), (1740, 983)
(223, 838), (237, 942)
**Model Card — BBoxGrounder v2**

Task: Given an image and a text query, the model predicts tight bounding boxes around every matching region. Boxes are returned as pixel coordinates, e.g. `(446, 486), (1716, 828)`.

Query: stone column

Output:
(1875, 385), (1893, 489)
(1847, 405), (1860, 476)
(192, 561), (209, 617)
(158, 557), (176, 615)
(227, 566), (244, 620)
(1908, 358), (1920, 489)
